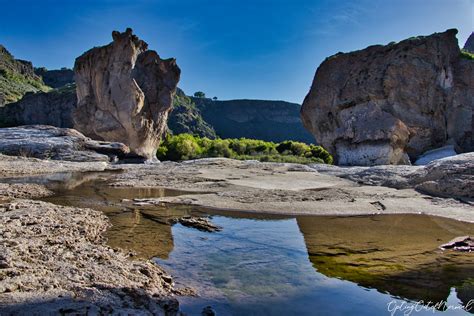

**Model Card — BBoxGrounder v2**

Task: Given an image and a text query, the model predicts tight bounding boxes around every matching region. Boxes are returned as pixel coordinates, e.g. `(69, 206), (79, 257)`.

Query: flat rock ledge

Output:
(0, 125), (130, 162)
(0, 199), (179, 315)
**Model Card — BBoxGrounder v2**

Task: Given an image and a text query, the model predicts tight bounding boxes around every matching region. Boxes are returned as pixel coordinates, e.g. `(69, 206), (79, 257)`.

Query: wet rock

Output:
(174, 216), (222, 232)
(73, 28), (181, 160)
(202, 305), (217, 316)
(0, 125), (129, 162)
(440, 236), (474, 252)
(301, 29), (473, 165)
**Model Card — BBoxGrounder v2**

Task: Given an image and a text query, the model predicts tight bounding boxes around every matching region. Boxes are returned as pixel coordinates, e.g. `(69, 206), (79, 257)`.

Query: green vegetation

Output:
(460, 49), (474, 60)
(0, 45), (51, 105)
(193, 91), (206, 98)
(0, 68), (50, 104)
(168, 89), (217, 139)
(157, 133), (333, 164)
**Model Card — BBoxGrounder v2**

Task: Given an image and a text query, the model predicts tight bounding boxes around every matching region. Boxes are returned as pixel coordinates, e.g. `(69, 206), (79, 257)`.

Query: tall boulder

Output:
(73, 28), (180, 160)
(301, 29), (473, 166)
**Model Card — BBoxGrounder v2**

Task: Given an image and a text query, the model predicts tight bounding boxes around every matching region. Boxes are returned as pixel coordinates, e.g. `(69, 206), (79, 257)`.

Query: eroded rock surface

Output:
(414, 153), (474, 199)
(301, 29), (473, 165)
(0, 125), (129, 162)
(0, 200), (178, 315)
(311, 153), (474, 199)
(73, 28), (180, 160)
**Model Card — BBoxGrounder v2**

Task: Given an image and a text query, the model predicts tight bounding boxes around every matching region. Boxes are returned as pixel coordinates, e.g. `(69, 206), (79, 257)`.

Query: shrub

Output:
(460, 49), (474, 60)
(158, 133), (202, 161)
(157, 134), (333, 164)
(207, 139), (233, 158)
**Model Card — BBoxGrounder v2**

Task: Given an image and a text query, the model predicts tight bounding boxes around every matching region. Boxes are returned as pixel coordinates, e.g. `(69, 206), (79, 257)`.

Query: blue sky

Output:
(1, 0), (472, 103)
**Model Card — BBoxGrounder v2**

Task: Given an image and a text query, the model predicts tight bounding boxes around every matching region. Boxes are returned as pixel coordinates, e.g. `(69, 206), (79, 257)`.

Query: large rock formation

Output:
(301, 29), (473, 165)
(0, 125), (129, 162)
(73, 28), (180, 160)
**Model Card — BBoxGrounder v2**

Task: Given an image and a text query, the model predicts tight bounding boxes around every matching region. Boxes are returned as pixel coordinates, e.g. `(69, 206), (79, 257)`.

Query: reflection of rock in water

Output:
(457, 281), (474, 313)
(106, 209), (174, 260)
(296, 214), (474, 305)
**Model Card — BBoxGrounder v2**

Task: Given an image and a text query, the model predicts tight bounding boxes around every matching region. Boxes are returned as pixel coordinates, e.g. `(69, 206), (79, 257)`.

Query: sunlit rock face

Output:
(73, 28), (181, 160)
(301, 29), (473, 166)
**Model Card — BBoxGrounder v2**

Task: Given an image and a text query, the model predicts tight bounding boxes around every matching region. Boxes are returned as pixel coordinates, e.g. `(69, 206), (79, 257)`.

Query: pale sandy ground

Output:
(1, 154), (472, 222)
(109, 158), (474, 222)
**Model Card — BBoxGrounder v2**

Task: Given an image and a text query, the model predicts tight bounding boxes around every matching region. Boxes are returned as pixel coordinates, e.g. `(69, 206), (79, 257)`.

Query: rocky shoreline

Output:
(0, 149), (473, 314)
(0, 164), (186, 314)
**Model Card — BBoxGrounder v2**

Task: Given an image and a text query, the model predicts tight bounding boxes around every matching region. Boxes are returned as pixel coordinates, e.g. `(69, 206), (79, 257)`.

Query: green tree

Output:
(193, 91), (206, 98)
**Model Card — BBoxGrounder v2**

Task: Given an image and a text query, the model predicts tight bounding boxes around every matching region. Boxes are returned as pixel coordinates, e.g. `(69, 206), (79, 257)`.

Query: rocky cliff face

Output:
(34, 67), (74, 88)
(0, 45), (50, 106)
(73, 28), (180, 160)
(168, 88), (217, 138)
(0, 85), (76, 128)
(301, 29), (473, 166)
(193, 97), (314, 143)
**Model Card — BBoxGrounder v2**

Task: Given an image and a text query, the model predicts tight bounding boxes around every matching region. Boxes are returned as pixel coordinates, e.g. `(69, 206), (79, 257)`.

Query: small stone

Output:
(202, 306), (216, 316)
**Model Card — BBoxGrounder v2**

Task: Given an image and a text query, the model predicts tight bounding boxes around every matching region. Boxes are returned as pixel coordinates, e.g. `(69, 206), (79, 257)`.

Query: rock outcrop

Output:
(301, 29), (473, 165)
(34, 67), (74, 88)
(168, 88), (217, 139)
(73, 28), (180, 160)
(311, 152), (474, 199)
(414, 153), (474, 199)
(464, 32), (474, 53)
(0, 125), (129, 162)
(0, 85), (76, 128)
(0, 45), (50, 106)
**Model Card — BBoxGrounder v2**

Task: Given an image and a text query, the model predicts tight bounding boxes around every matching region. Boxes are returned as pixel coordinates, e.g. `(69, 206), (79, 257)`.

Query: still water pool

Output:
(21, 172), (474, 315)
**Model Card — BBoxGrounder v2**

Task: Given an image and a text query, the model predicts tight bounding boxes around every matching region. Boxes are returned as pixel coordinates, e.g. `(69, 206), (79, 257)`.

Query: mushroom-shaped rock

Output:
(301, 29), (473, 166)
(73, 28), (180, 160)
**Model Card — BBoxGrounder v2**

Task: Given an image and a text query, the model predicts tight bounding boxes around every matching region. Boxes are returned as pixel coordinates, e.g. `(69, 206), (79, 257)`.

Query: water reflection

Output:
(39, 174), (195, 259)
(297, 215), (474, 307)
